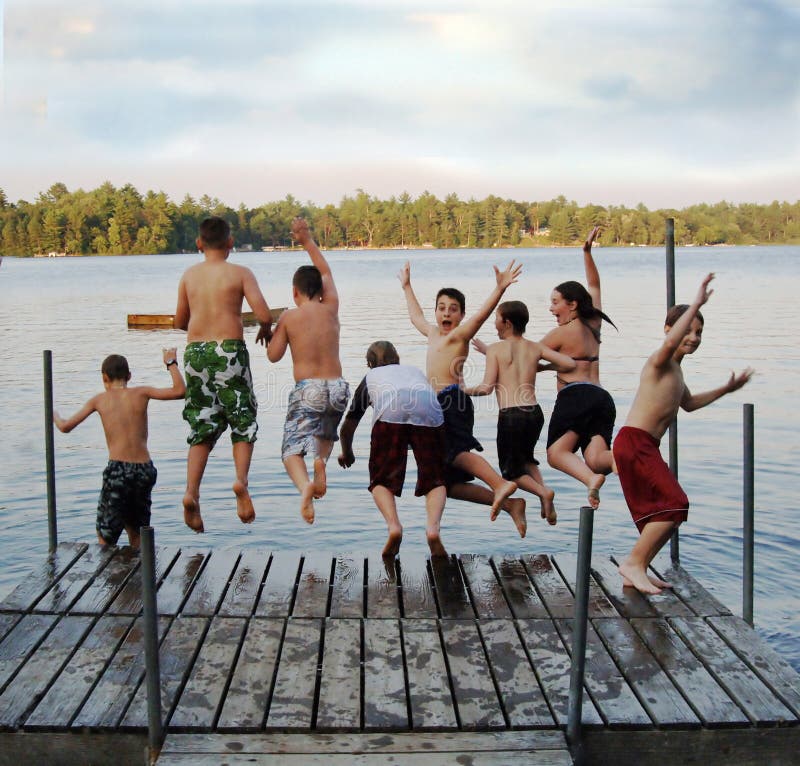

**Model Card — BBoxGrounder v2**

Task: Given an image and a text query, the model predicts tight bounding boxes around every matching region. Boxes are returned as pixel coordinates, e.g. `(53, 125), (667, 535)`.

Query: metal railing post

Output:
(141, 526), (163, 763)
(43, 350), (58, 552)
(665, 219), (680, 563)
(743, 403), (755, 626)
(567, 505), (594, 764)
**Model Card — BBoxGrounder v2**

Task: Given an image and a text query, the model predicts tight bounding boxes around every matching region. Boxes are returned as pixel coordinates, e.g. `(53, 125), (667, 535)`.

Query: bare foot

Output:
(618, 560), (662, 595)
(503, 497), (527, 538)
(490, 480), (518, 520)
(312, 457), (327, 499)
(300, 483), (315, 524)
(426, 530), (447, 558)
(233, 480), (255, 524)
(587, 474), (605, 509)
(647, 574), (673, 589)
(540, 492), (557, 526)
(183, 494), (205, 533)
(382, 527), (403, 557)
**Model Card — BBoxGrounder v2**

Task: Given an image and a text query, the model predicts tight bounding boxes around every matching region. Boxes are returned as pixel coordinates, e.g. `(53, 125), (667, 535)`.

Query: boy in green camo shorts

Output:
(174, 216), (274, 532)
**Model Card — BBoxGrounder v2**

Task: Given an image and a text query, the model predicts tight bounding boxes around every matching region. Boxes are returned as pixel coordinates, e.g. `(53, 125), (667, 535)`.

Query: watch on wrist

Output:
(166, 359), (177, 368)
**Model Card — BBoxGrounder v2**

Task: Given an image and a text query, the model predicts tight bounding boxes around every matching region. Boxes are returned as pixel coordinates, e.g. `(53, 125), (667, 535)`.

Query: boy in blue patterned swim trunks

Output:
(267, 218), (349, 524)
(174, 216), (274, 532)
(53, 349), (186, 548)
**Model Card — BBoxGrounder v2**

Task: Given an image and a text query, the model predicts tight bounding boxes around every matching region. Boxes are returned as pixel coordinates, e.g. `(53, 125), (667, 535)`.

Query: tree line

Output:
(1, 182), (798, 257)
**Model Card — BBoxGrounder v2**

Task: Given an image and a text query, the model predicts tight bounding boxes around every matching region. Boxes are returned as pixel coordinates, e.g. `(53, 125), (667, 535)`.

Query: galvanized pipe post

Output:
(665, 219), (680, 563)
(567, 505), (594, 764)
(743, 403), (755, 626)
(43, 350), (58, 552)
(141, 526), (163, 763)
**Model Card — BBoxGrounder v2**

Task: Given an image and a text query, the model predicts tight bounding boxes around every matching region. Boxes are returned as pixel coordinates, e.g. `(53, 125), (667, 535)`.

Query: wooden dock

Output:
(127, 307), (285, 329)
(1, 544), (798, 765)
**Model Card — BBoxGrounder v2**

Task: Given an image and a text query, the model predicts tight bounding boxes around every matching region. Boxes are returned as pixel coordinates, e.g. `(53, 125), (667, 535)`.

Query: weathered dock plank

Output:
(589, 557), (660, 619)
(180, 550), (240, 617)
(70, 547), (140, 614)
(155, 549), (210, 615)
(255, 551), (301, 617)
(329, 555), (365, 618)
(397, 553), (437, 618)
(217, 548), (271, 617)
(523, 554), (576, 619)
(363, 618), (407, 730)
(365, 555), (400, 618)
(649, 561), (732, 617)
(458, 554), (512, 619)
(554, 554), (619, 618)
(0, 614), (58, 693)
(0, 614), (21, 644)
(316, 618), (361, 730)
(293, 553), (333, 618)
(107, 546), (181, 615)
(430, 555), (474, 619)
(33, 545), (115, 614)
(492, 554), (548, 619)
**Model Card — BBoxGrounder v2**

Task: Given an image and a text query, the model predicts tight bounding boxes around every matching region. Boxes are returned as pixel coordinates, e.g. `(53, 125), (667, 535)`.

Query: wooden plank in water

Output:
(155, 549), (210, 615)
(593, 616), (700, 728)
(669, 615), (795, 725)
(440, 619), (504, 729)
(649, 562), (733, 617)
(255, 551), (301, 617)
(181, 550), (240, 616)
(25, 614), (135, 728)
(316, 618), (361, 730)
(430, 555), (474, 619)
(458, 554), (511, 619)
(0, 542), (87, 612)
(266, 618), (322, 730)
(402, 618), (457, 730)
(365, 555), (401, 618)
(0, 615), (94, 728)
(709, 614), (800, 717)
(553, 554), (619, 618)
(516, 618), (603, 727)
(69, 547), (140, 615)
(398, 554), (437, 618)
(329, 555), (364, 618)
(32, 545), (115, 614)
(363, 618), (408, 730)
(170, 616), (248, 729)
(293, 554), (333, 618)
(0, 614), (58, 692)
(72, 616), (171, 728)
(630, 616), (749, 726)
(478, 619), (555, 728)
(217, 617), (284, 730)
(492, 555), (548, 619)
(589, 557), (660, 619)
(127, 307), (285, 330)
(107, 545), (180, 615)
(217, 549), (271, 617)
(122, 616), (208, 728)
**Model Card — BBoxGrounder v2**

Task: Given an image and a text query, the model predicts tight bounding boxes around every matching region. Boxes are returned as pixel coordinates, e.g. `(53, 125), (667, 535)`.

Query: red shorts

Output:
(369, 421), (446, 497)
(612, 426), (689, 533)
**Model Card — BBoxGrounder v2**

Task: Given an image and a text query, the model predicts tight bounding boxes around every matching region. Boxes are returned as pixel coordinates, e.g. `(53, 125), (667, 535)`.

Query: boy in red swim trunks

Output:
(613, 273), (753, 594)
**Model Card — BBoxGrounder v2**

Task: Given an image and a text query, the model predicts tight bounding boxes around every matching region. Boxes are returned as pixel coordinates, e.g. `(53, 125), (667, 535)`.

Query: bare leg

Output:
(183, 442), (211, 532)
(425, 485), (448, 557)
(546, 432), (604, 509)
(124, 525), (141, 550)
(448, 482), (527, 538)
(452, 451), (517, 519)
(232, 440), (256, 524)
(371, 485), (404, 557)
(516, 465), (557, 525)
(618, 520), (676, 595)
(584, 435), (614, 475)
(312, 438), (334, 499)
(283, 453), (315, 523)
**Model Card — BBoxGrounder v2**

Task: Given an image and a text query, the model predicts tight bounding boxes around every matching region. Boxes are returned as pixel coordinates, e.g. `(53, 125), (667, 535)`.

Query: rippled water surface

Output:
(1, 245), (797, 668)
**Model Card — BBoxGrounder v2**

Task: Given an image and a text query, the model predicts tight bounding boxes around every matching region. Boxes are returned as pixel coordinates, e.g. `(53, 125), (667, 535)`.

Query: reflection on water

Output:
(0, 246), (798, 667)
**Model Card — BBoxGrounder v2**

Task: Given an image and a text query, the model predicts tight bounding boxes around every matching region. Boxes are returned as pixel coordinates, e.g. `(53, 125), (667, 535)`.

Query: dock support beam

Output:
(567, 505), (594, 765)
(665, 219), (680, 563)
(141, 526), (163, 764)
(743, 403), (755, 626)
(43, 349), (57, 552)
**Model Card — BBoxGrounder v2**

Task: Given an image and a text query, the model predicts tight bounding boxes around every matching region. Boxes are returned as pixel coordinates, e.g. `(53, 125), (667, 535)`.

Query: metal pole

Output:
(743, 404), (755, 626)
(567, 505), (594, 764)
(141, 526), (163, 763)
(43, 350), (58, 552)
(665, 219), (680, 563)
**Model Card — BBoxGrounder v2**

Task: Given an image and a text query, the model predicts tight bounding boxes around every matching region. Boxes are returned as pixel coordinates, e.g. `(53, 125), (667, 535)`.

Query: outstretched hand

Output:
(695, 273), (715, 307)
(397, 261), (411, 288)
(255, 322), (273, 346)
(291, 216), (311, 244)
(494, 259), (522, 290)
(584, 226), (601, 250)
(471, 338), (488, 355)
(727, 367), (754, 393)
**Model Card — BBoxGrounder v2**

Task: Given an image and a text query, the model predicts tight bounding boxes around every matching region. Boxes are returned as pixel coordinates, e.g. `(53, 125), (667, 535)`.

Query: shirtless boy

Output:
(54, 349), (186, 548)
(398, 259), (527, 534)
(339, 341), (448, 558)
(466, 300), (576, 526)
(267, 217), (349, 524)
(613, 273), (753, 594)
(174, 215), (273, 532)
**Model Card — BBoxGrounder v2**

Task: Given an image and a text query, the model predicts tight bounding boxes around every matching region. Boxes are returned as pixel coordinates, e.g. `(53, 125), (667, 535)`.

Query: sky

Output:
(1, 0), (798, 209)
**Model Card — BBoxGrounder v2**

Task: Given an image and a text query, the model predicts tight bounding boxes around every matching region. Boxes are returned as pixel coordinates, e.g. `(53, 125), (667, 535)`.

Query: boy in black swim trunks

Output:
(53, 349), (186, 549)
(467, 300), (576, 526)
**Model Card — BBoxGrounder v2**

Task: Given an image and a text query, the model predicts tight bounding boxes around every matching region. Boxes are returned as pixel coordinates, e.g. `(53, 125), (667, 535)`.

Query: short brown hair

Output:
(293, 265), (322, 298)
(498, 300), (529, 334)
(665, 304), (705, 327)
(101, 354), (130, 381)
(198, 216), (231, 248)
(366, 341), (400, 368)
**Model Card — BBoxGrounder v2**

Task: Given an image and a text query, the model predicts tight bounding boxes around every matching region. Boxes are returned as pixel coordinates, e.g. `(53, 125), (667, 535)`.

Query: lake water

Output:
(1, 244), (798, 669)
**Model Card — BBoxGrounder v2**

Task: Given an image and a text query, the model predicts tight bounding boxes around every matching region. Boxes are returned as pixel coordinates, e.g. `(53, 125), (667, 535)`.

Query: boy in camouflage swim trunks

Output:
(174, 216), (274, 532)
(266, 218), (349, 524)
(53, 349), (186, 548)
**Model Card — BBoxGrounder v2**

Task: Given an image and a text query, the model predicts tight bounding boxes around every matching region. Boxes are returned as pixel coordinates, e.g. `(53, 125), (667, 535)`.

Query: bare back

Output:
(625, 355), (686, 440)
(280, 301), (343, 381)
(491, 337), (542, 409)
(541, 318), (602, 389)
(95, 388), (153, 463)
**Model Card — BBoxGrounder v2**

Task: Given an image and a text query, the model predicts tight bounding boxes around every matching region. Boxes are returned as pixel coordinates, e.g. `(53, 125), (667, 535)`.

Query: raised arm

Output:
(398, 261), (431, 336)
(461, 345), (499, 396)
(292, 217), (338, 309)
(681, 368), (754, 412)
(457, 259), (522, 340)
(143, 348), (186, 401)
(583, 226), (602, 311)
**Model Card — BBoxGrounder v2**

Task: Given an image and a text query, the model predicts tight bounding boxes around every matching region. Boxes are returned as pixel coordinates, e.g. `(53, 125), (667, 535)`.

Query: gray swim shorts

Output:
(282, 378), (350, 459)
